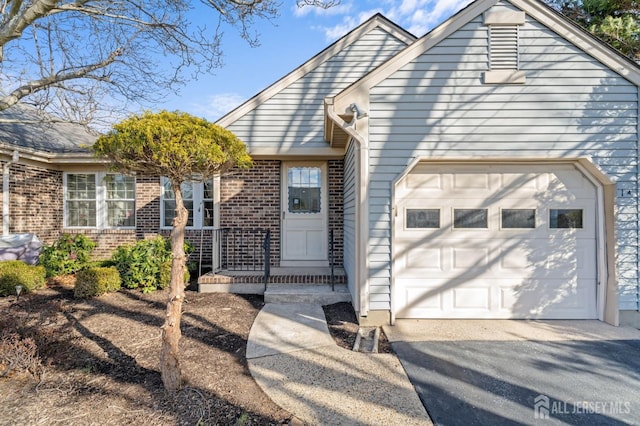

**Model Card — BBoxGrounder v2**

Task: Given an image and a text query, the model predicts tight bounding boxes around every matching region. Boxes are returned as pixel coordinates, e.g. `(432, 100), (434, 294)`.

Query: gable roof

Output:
(0, 103), (96, 154)
(217, 13), (416, 128)
(330, 0), (640, 114)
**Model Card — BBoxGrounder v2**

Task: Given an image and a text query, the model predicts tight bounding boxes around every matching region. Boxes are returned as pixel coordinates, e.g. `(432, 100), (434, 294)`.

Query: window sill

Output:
(483, 70), (526, 84)
(64, 228), (136, 233)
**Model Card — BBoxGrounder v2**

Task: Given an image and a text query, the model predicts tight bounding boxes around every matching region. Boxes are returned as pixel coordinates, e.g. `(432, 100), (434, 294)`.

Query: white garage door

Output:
(394, 164), (598, 319)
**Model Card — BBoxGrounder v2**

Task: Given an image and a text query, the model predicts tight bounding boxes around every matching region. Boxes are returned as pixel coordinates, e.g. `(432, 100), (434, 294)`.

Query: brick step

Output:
(198, 267), (347, 297)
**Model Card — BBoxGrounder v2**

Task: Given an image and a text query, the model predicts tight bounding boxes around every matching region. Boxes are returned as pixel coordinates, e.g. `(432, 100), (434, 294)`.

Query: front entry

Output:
(281, 162), (328, 267)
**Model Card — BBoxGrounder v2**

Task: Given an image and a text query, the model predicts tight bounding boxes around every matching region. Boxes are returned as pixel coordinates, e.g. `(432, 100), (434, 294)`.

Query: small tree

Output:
(93, 110), (252, 391)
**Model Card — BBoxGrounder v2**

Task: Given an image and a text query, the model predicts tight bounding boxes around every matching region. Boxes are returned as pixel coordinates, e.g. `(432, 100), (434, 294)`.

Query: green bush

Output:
(112, 236), (189, 293)
(74, 267), (121, 298)
(0, 261), (46, 296)
(38, 234), (96, 277)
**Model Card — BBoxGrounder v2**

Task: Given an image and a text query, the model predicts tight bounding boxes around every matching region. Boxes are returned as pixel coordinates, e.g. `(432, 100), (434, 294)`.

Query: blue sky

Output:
(158, 0), (473, 122)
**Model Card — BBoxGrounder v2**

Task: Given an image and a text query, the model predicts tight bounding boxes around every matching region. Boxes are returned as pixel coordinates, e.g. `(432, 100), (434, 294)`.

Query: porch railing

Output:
(212, 228), (271, 277)
(329, 228), (335, 291)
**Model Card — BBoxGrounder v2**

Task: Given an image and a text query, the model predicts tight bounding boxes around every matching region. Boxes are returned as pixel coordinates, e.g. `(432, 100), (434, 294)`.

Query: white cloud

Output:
(191, 93), (246, 122)
(317, 8), (384, 41)
(311, 0), (472, 41)
(422, 0), (474, 30)
(293, 1), (354, 17)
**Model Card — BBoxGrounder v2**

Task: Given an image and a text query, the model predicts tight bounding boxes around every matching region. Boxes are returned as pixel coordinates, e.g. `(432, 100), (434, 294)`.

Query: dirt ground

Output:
(0, 280), (381, 425)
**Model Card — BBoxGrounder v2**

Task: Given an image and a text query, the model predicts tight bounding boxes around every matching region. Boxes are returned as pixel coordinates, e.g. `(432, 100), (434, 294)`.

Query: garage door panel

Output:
(453, 173), (490, 190)
(452, 287), (491, 310)
(394, 165), (598, 320)
(406, 247), (442, 270)
(509, 279), (596, 318)
(399, 279), (445, 312)
(499, 173), (542, 192)
(405, 172), (442, 190)
(452, 247), (489, 270)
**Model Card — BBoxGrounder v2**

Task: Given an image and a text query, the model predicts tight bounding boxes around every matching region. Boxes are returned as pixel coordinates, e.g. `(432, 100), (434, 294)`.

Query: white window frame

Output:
(63, 172), (136, 229)
(160, 176), (219, 230)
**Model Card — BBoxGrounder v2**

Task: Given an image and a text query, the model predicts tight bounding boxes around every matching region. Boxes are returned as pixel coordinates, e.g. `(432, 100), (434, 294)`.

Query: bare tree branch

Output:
(0, 0), (339, 128)
(0, 47), (121, 110)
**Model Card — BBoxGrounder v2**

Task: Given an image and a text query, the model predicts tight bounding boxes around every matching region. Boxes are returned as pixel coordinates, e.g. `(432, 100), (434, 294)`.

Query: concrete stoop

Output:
(264, 284), (351, 305)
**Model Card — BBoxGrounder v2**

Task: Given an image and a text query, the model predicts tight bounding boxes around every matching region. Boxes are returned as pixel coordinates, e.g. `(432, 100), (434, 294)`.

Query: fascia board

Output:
(509, 0), (640, 86)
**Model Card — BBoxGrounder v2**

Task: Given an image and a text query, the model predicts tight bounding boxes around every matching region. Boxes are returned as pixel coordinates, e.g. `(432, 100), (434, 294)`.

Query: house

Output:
(1, 0), (639, 327)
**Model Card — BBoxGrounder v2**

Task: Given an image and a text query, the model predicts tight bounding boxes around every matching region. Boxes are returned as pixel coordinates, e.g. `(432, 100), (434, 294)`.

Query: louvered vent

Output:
(489, 25), (519, 70)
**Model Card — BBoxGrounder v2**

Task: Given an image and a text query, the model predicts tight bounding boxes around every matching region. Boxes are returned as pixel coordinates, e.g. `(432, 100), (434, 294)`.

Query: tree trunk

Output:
(160, 181), (188, 391)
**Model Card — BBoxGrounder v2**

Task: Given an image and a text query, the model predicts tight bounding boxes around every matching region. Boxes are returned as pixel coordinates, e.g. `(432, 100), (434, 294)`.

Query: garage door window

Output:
(502, 209), (535, 229)
(407, 209), (440, 228)
(550, 209), (583, 228)
(454, 209), (488, 229)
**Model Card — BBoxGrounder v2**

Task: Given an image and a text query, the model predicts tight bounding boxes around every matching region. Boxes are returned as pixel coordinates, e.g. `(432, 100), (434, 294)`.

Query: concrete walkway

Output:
(246, 303), (432, 425)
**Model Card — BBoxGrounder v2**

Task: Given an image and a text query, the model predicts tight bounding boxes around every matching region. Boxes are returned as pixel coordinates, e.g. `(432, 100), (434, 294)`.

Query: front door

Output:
(281, 162), (328, 266)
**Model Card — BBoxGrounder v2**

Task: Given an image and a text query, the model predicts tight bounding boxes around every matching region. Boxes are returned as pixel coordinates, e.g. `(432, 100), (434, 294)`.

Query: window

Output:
(64, 173), (135, 228)
(407, 209), (440, 229)
(287, 167), (321, 214)
(161, 177), (214, 228)
(454, 209), (488, 229)
(105, 175), (136, 227)
(502, 209), (535, 229)
(550, 209), (583, 229)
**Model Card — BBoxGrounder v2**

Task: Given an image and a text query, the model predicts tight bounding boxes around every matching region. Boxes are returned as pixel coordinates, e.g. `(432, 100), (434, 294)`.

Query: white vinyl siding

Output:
(227, 28), (410, 150)
(343, 140), (358, 297)
(368, 8), (639, 311)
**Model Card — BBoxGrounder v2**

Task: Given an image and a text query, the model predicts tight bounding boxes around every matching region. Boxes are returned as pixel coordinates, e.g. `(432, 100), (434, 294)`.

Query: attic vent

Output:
(489, 25), (518, 70)
(483, 10), (526, 84)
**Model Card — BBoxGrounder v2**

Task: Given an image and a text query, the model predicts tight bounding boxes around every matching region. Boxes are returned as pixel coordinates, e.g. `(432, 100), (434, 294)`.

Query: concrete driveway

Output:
(383, 320), (640, 425)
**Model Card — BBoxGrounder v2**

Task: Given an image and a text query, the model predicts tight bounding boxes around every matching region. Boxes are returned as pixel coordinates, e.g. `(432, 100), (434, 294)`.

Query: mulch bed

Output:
(0, 280), (386, 425)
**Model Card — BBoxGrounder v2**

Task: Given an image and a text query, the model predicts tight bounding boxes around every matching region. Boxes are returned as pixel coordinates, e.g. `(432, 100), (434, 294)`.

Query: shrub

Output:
(38, 234), (96, 277)
(0, 332), (43, 378)
(112, 235), (189, 293)
(0, 261), (46, 296)
(74, 267), (121, 298)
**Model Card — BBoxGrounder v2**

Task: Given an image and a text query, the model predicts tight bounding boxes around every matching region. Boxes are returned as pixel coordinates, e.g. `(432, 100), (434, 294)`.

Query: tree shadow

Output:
(0, 286), (290, 424)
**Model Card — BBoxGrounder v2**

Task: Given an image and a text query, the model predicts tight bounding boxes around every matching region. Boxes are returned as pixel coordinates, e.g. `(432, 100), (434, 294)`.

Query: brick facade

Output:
(328, 159), (344, 267)
(2, 163), (63, 242)
(3, 159), (344, 268)
(220, 160), (281, 266)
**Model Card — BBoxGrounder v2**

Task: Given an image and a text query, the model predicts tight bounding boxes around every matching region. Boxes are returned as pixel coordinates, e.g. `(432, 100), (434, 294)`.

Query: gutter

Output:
(325, 98), (370, 318)
(3, 150), (19, 236)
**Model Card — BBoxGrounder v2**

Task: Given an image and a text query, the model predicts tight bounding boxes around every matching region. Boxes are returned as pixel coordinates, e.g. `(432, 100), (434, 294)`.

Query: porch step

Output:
(197, 267), (347, 297)
(264, 284), (351, 305)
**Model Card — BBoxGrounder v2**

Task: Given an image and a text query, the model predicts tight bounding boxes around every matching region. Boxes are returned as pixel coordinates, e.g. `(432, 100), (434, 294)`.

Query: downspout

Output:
(326, 101), (370, 318)
(3, 150), (19, 236)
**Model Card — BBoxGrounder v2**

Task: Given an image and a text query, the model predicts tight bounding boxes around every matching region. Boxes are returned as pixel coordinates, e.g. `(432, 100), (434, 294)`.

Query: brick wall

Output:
(328, 159), (344, 267)
(3, 160), (345, 269)
(220, 160), (281, 266)
(3, 163), (63, 243)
